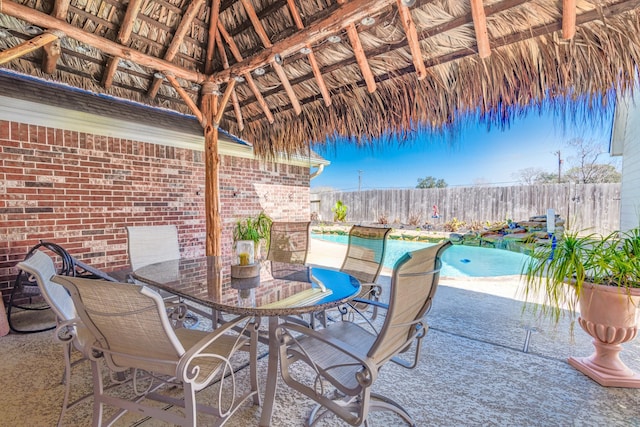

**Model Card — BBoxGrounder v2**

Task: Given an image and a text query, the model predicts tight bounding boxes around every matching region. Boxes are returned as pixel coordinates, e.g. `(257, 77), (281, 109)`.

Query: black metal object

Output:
(7, 241), (118, 333)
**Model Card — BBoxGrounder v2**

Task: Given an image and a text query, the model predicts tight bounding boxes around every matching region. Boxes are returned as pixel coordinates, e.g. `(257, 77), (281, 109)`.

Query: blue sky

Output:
(310, 109), (616, 191)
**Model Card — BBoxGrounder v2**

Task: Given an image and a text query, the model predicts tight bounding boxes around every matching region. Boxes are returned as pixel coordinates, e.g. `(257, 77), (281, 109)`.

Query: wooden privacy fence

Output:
(313, 183), (621, 236)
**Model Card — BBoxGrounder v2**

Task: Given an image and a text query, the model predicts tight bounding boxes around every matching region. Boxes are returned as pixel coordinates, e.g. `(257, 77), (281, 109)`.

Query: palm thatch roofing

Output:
(1, 0), (639, 156)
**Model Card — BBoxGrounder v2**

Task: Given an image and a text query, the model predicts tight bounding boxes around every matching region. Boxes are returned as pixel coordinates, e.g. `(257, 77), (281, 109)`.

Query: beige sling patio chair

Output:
(267, 221), (311, 280)
(126, 225), (204, 326)
(16, 250), (100, 426)
(276, 241), (452, 426)
(339, 225), (392, 320)
(51, 275), (260, 427)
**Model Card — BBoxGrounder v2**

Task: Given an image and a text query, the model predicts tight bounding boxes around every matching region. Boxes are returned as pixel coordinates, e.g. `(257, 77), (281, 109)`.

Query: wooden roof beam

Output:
(240, 0), (302, 115)
(241, 0), (638, 123)
(470, 0), (491, 58)
(239, 0), (529, 109)
(102, 0), (144, 89)
(396, 0), (427, 80)
(210, 0), (396, 84)
(562, 0), (577, 39)
(205, 0), (221, 74)
(286, 0), (332, 106)
(165, 73), (205, 126)
(217, 24), (275, 123)
(215, 33), (244, 130)
(214, 79), (235, 126)
(0, 30), (64, 65)
(337, 0), (376, 93)
(0, 1), (205, 83)
(148, 0), (206, 99)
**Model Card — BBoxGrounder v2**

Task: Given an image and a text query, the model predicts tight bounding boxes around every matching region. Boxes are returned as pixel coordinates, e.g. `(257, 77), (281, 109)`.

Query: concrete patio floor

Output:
(1, 239), (639, 425)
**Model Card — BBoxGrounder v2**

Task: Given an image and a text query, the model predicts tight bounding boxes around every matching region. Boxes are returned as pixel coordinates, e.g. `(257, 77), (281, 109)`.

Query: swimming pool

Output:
(312, 234), (530, 278)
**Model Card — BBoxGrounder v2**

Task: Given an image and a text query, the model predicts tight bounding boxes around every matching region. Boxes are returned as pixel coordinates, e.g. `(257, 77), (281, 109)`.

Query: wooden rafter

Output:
(337, 0), (376, 93)
(235, 0), (529, 112)
(286, 0), (332, 106)
(214, 79), (236, 125)
(205, 0), (221, 74)
(1, 1), (205, 82)
(102, 0), (144, 88)
(210, 0), (396, 84)
(396, 0), (426, 80)
(217, 24), (275, 123)
(241, 0), (636, 122)
(216, 35), (245, 130)
(562, 0), (577, 39)
(0, 30), (64, 65)
(240, 0), (302, 115)
(165, 73), (205, 125)
(148, 0), (206, 98)
(470, 0), (491, 58)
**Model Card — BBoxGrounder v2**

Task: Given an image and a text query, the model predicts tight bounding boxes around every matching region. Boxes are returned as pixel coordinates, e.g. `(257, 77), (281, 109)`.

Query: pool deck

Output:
(2, 238), (639, 425)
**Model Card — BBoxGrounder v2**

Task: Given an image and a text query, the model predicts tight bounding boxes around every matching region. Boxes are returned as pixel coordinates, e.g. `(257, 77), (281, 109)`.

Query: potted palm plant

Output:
(522, 228), (640, 387)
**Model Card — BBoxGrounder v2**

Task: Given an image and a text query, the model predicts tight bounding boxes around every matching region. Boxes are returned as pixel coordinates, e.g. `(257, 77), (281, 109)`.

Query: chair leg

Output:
(90, 360), (104, 427)
(249, 319), (261, 406)
(57, 341), (73, 427)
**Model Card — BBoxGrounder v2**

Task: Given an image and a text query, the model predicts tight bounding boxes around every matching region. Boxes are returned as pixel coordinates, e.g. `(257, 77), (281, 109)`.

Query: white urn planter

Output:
(568, 282), (640, 388)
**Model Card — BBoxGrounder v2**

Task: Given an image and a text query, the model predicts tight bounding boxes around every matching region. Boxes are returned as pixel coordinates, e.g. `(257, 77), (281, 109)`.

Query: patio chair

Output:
(51, 275), (260, 427)
(267, 221), (310, 279)
(339, 225), (392, 320)
(276, 241), (452, 426)
(126, 225), (202, 327)
(15, 249), (103, 426)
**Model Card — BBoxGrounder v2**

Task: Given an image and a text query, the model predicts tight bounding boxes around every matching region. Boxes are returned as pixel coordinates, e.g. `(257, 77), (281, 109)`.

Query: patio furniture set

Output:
(10, 223), (451, 426)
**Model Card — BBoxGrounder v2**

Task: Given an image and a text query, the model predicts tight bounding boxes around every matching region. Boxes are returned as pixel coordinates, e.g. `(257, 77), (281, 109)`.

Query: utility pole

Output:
(358, 170), (362, 192)
(554, 150), (563, 183)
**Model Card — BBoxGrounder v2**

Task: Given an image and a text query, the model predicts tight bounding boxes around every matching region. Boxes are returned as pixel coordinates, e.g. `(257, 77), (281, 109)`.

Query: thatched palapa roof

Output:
(1, 0), (639, 155)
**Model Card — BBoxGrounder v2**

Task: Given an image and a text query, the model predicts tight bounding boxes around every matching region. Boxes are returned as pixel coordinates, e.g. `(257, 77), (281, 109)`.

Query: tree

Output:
(564, 164), (621, 183)
(564, 137), (621, 183)
(416, 176), (448, 188)
(513, 167), (546, 185)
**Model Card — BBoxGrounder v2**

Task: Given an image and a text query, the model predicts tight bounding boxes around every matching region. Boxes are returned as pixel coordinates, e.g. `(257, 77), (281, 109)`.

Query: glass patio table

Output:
(132, 256), (361, 426)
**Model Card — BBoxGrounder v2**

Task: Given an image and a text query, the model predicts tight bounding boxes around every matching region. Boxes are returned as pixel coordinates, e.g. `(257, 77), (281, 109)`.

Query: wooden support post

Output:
(201, 82), (222, 256)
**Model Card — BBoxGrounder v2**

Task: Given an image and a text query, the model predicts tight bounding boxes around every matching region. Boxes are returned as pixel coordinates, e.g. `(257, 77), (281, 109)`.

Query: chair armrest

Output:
(177, 315), (253, 388)
(351, 298), (388, 310)
(276, 321), (378, 383)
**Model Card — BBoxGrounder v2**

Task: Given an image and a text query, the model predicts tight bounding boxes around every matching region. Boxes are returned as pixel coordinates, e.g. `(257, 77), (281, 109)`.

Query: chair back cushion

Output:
(17, 250), (76, 321)
(340, 225), (391, 283)
(267, 221), (310, 264)
(126, 225), (180, 271)
(368, 241), (452, 363)
(51, 276), (184, 376)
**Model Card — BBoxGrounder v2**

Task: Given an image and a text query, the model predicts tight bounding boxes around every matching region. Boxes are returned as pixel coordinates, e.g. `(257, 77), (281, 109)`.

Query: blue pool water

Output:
(312, 234), (530, 278)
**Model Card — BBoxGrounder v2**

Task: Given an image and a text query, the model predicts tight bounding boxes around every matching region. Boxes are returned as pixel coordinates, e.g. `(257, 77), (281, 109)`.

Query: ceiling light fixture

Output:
(234, 75), (245, 83)
(274, 53), (283, 65)
(327, 35), (341, 44)
(0, 29), (11, 38)
(361, 17), (375, 26)
(23, 25), (43, 35)
(154, 72), (165, 79)
(400, 0), (416, 7)
(253, 67), (265, 76)
(299, 46), (312, 55)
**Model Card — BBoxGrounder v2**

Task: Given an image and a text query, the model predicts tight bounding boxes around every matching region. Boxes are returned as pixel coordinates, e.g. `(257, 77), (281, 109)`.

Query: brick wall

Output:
(0, 120), (310, 301)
